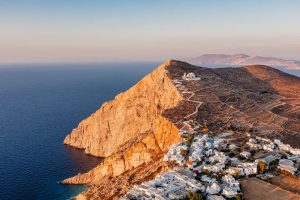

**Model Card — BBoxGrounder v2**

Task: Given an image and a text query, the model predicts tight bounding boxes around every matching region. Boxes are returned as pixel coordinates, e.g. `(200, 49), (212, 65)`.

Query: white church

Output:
(182, 72), (201, 81)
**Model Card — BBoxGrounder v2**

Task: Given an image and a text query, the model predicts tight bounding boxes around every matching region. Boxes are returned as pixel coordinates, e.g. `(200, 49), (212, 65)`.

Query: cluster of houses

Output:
(160, 132), (300, 199)
(247, 136), (300, 175)
(121, 74), (300, 200)
(121, 170), (205, 200)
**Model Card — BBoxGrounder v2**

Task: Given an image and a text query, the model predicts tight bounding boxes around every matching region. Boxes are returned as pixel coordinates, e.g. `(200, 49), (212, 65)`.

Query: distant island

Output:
(186, 54), (300, 70)
(62, 60), (300, 199)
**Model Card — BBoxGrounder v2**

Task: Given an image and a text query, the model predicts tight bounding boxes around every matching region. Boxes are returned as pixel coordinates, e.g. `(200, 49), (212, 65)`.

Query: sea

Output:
(0, 62), (298, 200)
(0, 62), (158, 200)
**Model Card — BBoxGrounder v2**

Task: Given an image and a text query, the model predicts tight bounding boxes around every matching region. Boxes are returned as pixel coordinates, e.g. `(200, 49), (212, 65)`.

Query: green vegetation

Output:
(181, 149), (189, 157)
(250, 149), (256, 156)
(229, 152), (236, 158)
(185, 134), (194, 146)
(235, 194), (242, 200)
(201, 168), (208, 174)
(233, 170), (241, 178)
(187, 192), (203, 200)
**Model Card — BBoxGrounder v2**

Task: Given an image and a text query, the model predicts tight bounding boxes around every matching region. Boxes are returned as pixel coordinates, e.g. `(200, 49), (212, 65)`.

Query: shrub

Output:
(250, 149), (256, 156)
(235, 194), (242, 200)
(229, 152), (236, 157)
(269, 159), (279, 166)
(185, 134), (194, 146)
(181, 149), (189, 157)
(187, 192), (203, 200)
(202, 168), (209, 174)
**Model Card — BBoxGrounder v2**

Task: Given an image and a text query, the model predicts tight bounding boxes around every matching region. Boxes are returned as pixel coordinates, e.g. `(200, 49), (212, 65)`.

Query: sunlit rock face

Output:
(64, 60), (183, 157)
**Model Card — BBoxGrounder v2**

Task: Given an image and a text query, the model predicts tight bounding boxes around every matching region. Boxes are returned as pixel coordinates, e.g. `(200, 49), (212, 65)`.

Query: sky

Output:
(0, 0), (300, 63)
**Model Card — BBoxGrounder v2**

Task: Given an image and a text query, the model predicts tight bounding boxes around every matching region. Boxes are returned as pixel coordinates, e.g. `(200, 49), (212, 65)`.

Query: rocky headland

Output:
(62, 60), (300, 199)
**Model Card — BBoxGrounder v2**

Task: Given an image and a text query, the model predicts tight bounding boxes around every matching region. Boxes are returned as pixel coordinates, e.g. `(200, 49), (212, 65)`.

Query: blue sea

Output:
(0, 62), (298, 200)
(0, 63), (158, 200)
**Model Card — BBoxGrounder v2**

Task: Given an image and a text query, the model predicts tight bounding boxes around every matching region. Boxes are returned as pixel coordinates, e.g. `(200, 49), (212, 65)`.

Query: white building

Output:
(278, 159), (297, 175)
(182, 72), (201, 81)
(227, 167), (244, 176)
(205, 149), (214, 157)
(203, 163), (225, 173)
(222, 175), (240, 192)
(249, 138), (257, 144)
(201, 175), (216, 184)
(229, 144), (237, 151)
(247, 142), (261, 150)
(290, 148), (300, 156)
(263, 143), (275, 151)
(274, 139), (282, 146)
(206, 183), (221, 195)
(256, 136), (271, 143)
(240, 151), (251, 159)
(278, 143), (292, 152)
(239, 162), (257, 176)
(222, 186), (237, 198)
(207, 195), (226, 200)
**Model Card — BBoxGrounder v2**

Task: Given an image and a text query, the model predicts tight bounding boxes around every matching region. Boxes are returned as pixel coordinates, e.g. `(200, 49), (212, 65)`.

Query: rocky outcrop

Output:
(62, 115), (181, 185)
(64, 60), (183, 157)
(62, 60), (184, 199)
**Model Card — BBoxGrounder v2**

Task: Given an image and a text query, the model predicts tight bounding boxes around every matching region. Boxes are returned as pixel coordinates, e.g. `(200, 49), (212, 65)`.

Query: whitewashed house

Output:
(222, 186), (237, 198)
(247, 142), (261, 150)
(227, 167), (244, 176)
(290, 148), (300, 156)
(278, 143), (292, 152)
(278, 159), (297, 175)
(229, 144), (237, 151)
(263, 143), (275, 151)
(204, 163), (225, 173)
(207, 195), (226, 200)
(201, 175), (216, 184)
(209, 151), (227, 163)
(205, 149), (214, 157)
(256, 136), (271, 143)
(240, 151), (251, 159)
(249, 138), (257, 144)
(222, 175), (240, 191)
(239, 162), (257, 176)
(182, 72), (201, 81)
(206, 183), (221, 195)
(274, 139), (282, 146)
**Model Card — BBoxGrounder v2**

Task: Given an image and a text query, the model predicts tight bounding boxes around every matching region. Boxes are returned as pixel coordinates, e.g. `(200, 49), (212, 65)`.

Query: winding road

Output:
(172, 79), (203, 134)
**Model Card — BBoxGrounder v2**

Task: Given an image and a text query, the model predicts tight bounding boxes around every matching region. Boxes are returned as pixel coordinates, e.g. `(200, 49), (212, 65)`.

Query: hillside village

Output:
(122, 132), (300, 200)
(121, 73), (300, 200)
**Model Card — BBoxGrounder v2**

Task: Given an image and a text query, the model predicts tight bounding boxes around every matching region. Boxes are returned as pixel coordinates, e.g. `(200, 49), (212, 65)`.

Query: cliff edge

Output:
(62, 60), (185, 199)
(64, 60), (183, 157)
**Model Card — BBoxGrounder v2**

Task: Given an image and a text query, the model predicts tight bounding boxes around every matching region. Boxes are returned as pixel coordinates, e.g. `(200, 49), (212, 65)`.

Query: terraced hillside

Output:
(165, 61), (300, 147)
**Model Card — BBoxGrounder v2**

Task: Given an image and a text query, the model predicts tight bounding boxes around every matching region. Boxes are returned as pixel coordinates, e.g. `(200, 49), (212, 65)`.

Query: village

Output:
(121, 73), (300, 200)
(122, 131), (300, 200)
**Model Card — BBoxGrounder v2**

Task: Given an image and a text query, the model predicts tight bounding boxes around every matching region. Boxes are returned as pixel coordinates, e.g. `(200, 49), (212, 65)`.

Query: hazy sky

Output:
(0, 0), (300, 63)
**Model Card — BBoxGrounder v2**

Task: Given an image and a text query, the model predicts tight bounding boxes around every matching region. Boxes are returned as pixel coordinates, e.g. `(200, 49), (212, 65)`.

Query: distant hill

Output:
(187, 54), (300, 70)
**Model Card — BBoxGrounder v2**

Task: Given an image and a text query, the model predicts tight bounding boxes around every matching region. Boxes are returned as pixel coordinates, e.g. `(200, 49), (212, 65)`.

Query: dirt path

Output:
(172, 78), (203, 136)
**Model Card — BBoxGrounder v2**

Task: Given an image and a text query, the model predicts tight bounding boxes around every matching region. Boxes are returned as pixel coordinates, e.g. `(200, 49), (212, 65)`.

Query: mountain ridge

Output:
(187, 54), (300, 70)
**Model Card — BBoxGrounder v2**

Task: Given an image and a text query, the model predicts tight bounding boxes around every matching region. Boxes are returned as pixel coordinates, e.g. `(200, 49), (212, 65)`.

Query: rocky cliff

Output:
(64, 60), (182, 158)
(62, 60), (184, 199)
